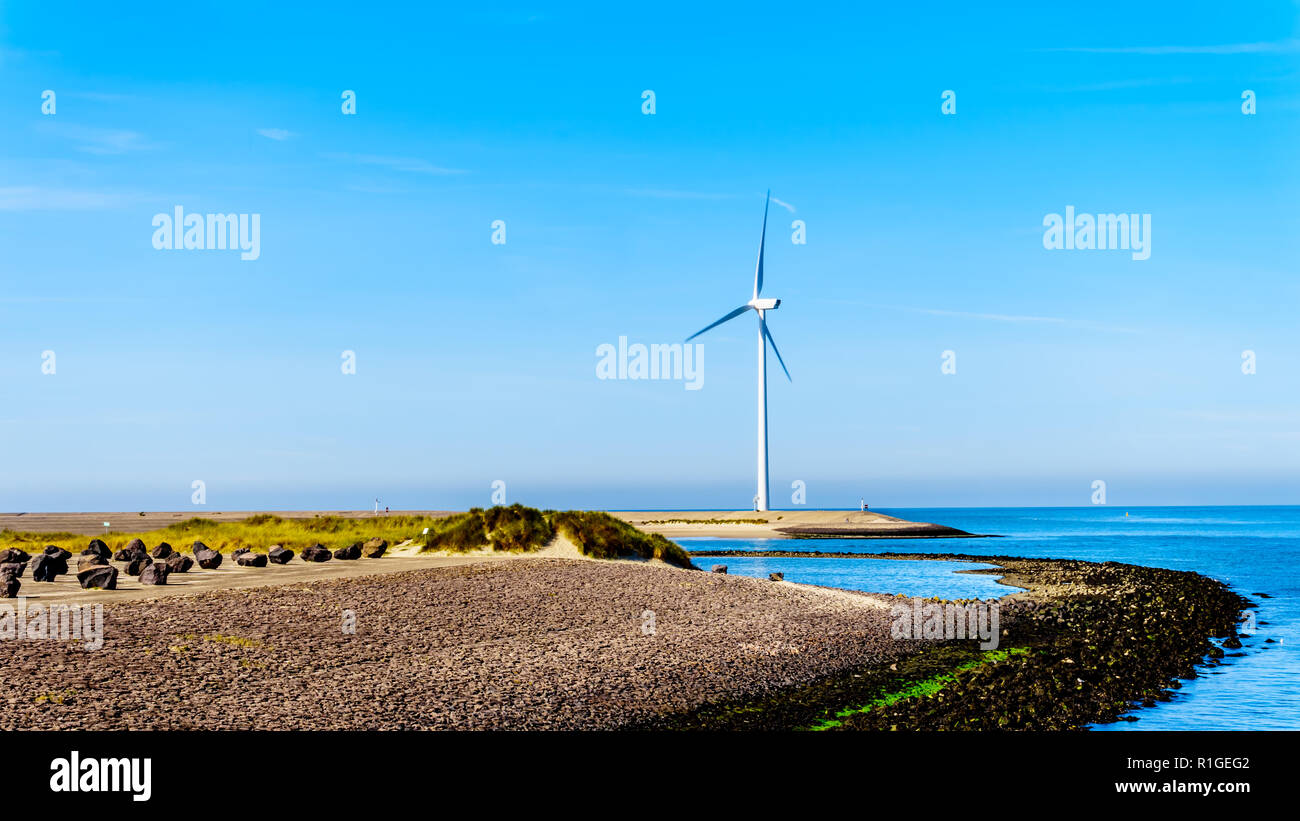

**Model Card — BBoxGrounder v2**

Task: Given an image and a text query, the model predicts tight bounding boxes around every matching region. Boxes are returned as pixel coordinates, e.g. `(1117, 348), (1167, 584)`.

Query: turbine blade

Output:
(753, 190), (770, 299)
(686, 304), (752, 341)
(762, 317), (791, 382)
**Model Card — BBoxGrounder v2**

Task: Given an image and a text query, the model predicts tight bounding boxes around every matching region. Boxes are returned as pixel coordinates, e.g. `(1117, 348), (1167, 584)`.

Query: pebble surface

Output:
(0, 558), (908, 730)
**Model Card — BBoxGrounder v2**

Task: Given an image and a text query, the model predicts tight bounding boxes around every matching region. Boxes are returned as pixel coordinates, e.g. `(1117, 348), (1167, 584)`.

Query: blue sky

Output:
(2, 2), (1299, 511)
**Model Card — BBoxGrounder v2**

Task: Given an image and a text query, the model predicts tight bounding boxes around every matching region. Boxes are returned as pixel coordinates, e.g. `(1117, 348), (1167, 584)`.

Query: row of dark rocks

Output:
(0, 536), (389, 597)
(709, 565), (784, 582)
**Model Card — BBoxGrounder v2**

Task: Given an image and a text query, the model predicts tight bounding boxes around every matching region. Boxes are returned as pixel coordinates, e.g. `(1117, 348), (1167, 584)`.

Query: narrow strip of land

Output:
(1, 508), (982, 540)
(613, 509), (982, 538)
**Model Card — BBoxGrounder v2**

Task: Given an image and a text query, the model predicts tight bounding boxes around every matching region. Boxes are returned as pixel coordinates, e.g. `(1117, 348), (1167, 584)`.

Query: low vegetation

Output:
(550, 510), (694, 567)
(0, 514), (439, 555)
(420, 505), (553, 553)
(421, 506), (695, 568)
(0, 506), (696, 569)
(805, 648), (1030, 730)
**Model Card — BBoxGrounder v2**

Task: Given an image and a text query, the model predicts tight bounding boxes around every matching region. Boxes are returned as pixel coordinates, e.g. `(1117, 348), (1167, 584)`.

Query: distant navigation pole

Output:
(374, 498), (379, 515)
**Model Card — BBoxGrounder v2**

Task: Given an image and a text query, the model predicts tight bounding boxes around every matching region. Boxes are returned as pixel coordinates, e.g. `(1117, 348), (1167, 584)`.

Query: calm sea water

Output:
(680, 506), (1300, 730)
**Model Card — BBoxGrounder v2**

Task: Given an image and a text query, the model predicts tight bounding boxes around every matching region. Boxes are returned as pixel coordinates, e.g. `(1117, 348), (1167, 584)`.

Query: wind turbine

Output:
(686, 190), (791, 512)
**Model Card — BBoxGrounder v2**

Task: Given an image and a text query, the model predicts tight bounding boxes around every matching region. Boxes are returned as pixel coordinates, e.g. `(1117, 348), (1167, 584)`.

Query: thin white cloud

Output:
(1173, 409), (1300, 424)
(916, 307), (1075, 323)
(0, 186), (129, 210)
(343, 182), (410, 195)
(67, 91), (136, 103)
(771, 196), (796, 213)
(0, 295), (148, 303)
(1043, 39), (1300, 55)
(502, 12), (547, 24)
(40, 123), (153, 154)
(0, 47), (60, 63)
(1038, 76), (1194, 93)
(907, 306), (1140, 333)
(624, 188), (733, 200)
(821, 298), (1141, 334)
(322, 152), (466, 175)
(257, 128), (297, 141)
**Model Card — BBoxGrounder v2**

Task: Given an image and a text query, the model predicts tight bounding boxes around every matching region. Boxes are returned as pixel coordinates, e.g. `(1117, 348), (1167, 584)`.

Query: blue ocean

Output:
(679, 506), (1299, 730)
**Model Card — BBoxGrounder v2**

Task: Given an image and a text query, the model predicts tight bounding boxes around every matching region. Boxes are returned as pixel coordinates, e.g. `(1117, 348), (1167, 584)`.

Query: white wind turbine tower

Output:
(686, 190), (791, 512)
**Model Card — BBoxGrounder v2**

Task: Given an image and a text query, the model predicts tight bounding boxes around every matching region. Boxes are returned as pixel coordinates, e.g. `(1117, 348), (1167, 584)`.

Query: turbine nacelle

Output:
(748, 297), (780, 311)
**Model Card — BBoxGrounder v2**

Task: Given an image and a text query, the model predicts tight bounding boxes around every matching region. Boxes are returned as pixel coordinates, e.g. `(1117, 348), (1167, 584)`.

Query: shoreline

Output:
(0, 510), (1251, 731)
(648, 552), (1251, 730)
(612, 509), (986, 539)
(0, 508), (985, 540)
(0, 544), (1249, 730)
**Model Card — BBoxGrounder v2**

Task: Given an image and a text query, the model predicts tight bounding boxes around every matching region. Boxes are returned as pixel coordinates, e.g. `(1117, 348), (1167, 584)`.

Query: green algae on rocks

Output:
(647, 553), (1251, 731)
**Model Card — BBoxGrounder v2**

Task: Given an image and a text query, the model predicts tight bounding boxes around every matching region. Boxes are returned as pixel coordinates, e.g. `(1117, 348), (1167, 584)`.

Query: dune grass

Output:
(0, 513), (440, 555)
(421, 505), (554, 553)
(550, 510), (695, 568)
(422, 506), (695, 568)
(0, 506), (696, 568)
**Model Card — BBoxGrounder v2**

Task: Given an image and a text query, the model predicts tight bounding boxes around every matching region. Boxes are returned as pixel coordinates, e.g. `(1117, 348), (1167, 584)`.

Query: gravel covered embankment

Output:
(1, 558), (909, 730)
